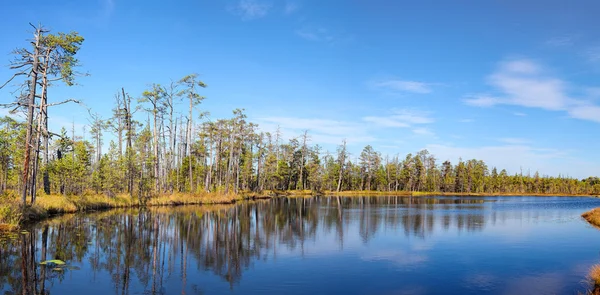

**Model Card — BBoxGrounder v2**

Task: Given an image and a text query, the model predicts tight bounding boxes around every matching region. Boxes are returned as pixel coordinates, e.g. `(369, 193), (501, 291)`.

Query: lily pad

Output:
(40, 259), (66, 265)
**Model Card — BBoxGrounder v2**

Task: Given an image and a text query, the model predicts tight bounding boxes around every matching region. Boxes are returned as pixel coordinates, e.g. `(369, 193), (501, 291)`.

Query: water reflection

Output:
(0, 196), (595, 295)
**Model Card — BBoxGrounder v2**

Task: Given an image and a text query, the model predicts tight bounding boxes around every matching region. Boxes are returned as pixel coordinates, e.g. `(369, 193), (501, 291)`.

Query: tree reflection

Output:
(0, 196), (538, 294)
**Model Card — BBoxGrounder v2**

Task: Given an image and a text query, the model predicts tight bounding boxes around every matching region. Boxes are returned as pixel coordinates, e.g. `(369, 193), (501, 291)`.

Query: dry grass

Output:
(413, 191), (599, 197)
(0, 191), (269, 229)
(147, 192), (244, 206)
(0, 196), (22, 227)
(35, 193), (135, 213)
(325, 190), (412, 197)
(583, 208), (600, 229)
(590, 264), (600, 285)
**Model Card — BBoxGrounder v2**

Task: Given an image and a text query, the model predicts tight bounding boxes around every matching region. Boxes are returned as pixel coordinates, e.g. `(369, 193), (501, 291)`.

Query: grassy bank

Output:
(412, 191), (599, 197)
(3, 190), (599, 230)
(588, 264), (600, 295)
(324, 190), (598, 197)
(0, 190), (281, 229)
(582, 208), (600, 229)
(325, 190), (412, 196)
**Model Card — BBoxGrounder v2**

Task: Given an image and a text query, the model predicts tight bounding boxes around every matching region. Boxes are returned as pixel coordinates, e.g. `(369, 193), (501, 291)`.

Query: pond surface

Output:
(1, 196), (600, 295)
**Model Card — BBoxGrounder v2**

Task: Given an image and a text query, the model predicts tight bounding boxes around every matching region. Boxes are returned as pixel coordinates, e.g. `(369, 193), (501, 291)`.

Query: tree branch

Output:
(46, 98), (81, 107)
(0, 72), (27, 89)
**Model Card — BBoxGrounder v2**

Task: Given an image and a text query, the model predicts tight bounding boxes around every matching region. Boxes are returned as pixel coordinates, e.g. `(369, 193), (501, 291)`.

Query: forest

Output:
(1, 25), (600, 211)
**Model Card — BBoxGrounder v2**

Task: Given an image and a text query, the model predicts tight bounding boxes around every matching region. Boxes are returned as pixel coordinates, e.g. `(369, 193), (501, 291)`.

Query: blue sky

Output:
(1, 0), (600, 178)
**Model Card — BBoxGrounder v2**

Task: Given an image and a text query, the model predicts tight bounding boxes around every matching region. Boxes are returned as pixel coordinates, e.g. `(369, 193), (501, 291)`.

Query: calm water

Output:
(2, 196), (600, 295)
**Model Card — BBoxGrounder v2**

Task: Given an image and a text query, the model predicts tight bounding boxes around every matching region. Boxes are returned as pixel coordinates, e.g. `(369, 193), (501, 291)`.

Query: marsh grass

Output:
(587, 264), (600, 295)
(413, 191), (599, 197)
(582, 208), (600, 229)
(147, 192), (244, 206)
(326, 190), (412, 196)
(0, 190), (268, 229)
(0, 192), (22, 228)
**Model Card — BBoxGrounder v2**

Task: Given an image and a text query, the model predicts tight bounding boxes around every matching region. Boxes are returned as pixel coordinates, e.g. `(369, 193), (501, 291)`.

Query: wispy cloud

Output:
(371, 79), (433, 94)
(497, 137), (531, 145)
(284, 1), (299, 15)
(458, 119), (474, 123)
(295, 26), (352, 45)
(363, 109), (434, 128)
(230, 0), (271, 20)
(464, 58), (600, 123)
(585, 46), (600, 63)
(464, 59), (568, 110)
(424, 143), (580, 177)
(296, 27), (334, 42)
(567, 104), (600, 123)
(105, 0), (115, 12)
(545, 36), (574, 47)
(513, 112), (527, 116)
(412, 127), (434, 136)
(256, 116), (375, 145)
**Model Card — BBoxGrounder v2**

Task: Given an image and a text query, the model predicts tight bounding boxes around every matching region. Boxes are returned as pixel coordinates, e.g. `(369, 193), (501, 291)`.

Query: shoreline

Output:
(0, 191), (283, 230)
(325, 190), (599, 198)
(2, 190), (599, 231)
(582, 208), (600, 229)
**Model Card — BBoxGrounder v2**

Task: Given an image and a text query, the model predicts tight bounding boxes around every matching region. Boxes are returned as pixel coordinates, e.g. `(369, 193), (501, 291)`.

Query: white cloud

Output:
(502, 59), (540, 74)
(296, 26), (353, 45)
(545, 36), (574, 47)
(497, 137), (531, 144)
(464, 59), (569, 110)
(567, 105), (600, 123)
(363, 116), (409, 128)
(362, 109), (434, 128)
(464, 58), (600, 123)
(296, 27), (333, 42)
(585, 46), (600, 63)
(513, 112), (527, 116)
(371, 79), (433, 94)
(423, 143), (598, 177)
(230, 0), (271, 20)
(105, 0), (115, 12)
(256, 116), (375, 145)
(412, 127), (434, 136)
(489, 60), (567, 110)
(458, 119), (474, 123)
(464, 95), (499, 107)
(284, 1), (299, 14)
(295, 26), (352, 45)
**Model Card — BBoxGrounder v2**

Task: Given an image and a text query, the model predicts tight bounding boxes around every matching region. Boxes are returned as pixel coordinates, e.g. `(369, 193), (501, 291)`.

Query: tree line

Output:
(1, 25), (599, 207)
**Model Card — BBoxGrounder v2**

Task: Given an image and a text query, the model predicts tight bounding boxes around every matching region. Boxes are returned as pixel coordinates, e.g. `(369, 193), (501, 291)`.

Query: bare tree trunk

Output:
(153, 107), (160, 193)
(336, 140), (346, 192)
(299, 130), (308, 190)
(21, 27), (42, 206)
(123, 88), (134, 198)
(224, 131), (234, 194)
(188, 103), (193, 193)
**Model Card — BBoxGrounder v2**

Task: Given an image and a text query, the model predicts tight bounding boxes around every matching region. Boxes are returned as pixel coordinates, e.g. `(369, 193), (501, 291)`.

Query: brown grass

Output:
(0, 198), (22, 227)
(325, 190), (412, 196)
(0, 190), (275, 229)
(582, 208), (600, 229)
(590, 264), (600, 285)
(413, 191), (599, 197)
(147, 192), (243, 206)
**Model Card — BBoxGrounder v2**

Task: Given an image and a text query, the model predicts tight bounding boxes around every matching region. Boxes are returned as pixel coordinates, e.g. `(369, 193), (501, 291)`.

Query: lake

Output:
(1, 195), (600, 295)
